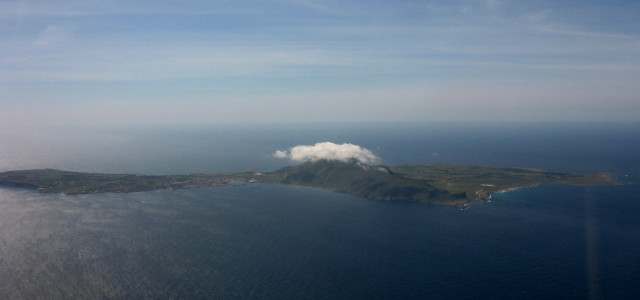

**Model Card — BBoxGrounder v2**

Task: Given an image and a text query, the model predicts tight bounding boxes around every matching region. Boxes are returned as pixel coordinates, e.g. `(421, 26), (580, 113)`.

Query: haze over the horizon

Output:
(2, 0), (639, 127)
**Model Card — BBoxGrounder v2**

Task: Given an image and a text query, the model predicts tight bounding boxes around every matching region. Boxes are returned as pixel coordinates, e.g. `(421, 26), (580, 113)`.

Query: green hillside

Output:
(257, 160), (476, 207)
(255, 160), (618, 208)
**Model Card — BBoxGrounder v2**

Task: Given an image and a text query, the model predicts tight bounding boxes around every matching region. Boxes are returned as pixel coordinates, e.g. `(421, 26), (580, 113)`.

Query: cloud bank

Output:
(274, 142), (381, 165)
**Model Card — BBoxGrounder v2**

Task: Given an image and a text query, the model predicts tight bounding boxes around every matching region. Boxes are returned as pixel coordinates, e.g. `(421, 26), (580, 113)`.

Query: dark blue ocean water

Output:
(0, 122), (639, 299)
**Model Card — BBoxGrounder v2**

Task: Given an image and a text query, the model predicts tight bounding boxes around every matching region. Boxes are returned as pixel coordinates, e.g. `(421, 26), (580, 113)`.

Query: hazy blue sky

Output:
(2, 0), (639, 126)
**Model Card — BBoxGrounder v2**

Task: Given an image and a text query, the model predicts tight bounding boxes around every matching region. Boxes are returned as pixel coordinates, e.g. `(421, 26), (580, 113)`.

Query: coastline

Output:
(0, 165), (621, 209)
(475, 184), (539, 202)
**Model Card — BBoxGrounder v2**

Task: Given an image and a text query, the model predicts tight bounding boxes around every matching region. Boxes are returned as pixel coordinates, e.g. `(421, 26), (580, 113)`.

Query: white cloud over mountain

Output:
(274, 142), (380, 165)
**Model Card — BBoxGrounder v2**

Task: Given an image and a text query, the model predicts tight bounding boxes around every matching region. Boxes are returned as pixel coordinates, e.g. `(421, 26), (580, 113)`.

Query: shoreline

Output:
(1, 166), (621, 209)
(475, 184), (539, 202)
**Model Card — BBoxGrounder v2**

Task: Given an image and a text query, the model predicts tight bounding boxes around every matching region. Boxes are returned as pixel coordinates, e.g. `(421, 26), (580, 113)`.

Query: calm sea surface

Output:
(0, 122), (639, 299)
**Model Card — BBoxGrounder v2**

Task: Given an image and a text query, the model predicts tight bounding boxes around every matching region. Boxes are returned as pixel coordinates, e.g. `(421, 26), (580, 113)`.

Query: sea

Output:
(0, 122), (638, 299)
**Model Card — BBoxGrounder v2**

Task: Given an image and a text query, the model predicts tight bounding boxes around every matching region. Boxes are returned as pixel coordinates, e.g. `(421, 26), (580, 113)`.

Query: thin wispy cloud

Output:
(1, 0), (639, 125)
(32, 25), (69, 47)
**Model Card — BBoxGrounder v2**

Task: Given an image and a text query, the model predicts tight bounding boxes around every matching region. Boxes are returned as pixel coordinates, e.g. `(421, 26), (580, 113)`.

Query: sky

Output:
(1, 0), (639, 126)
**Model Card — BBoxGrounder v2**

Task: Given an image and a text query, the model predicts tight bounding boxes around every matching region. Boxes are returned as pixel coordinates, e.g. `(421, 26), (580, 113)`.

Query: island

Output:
(0, 160), (619, 208)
